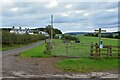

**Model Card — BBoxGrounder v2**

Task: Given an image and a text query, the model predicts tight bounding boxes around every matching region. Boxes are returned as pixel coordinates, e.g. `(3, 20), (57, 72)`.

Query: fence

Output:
(49, 40), (119, 58)
(66, 42), (92, 58)
(51, 40), (92, 58)
(90, 43), (120, 59)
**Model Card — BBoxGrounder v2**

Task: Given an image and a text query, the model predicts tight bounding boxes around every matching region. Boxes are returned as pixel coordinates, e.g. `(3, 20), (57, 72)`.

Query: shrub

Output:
(62, 35), (78, 41)
(2, 30), (46, 47)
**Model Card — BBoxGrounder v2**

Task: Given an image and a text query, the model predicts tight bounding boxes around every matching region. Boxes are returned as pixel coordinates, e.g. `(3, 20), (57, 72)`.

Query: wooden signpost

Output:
(95, 28), (106, 48)
(94, 28), (106, 59)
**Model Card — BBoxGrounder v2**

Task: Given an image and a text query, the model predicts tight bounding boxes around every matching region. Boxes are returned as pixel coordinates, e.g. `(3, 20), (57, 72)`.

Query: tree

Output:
(54, 28), (62, 34)
(34, 25), (62, 38)
(45, 25), (54, 38)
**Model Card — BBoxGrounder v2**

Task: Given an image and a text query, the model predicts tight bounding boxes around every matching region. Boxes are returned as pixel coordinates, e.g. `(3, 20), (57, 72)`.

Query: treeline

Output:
(62, 35), (79, 41)
(2, 30), (46, 47)
(35, 25), (62, 37)
(84, 32), (120, 39)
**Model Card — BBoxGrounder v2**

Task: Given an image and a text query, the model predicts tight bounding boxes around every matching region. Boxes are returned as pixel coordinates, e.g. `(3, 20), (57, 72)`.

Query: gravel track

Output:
(2, 41), (43, 58)
(1, 41), (65, 78)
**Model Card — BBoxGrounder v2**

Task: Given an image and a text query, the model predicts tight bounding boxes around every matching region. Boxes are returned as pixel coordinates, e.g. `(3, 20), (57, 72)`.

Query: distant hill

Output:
(112, 31), (120, 34)
(0, 28), (12, 32)
(64, 31), (119, 36)
(64, 32), (93, 35)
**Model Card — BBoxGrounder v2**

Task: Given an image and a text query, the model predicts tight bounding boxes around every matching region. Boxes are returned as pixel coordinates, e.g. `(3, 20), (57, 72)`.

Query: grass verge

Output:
(1, 41), (43, 51)
(1, 44), (25, 51)
(55, 58), (118, 73)
(19, 43), (50, 58)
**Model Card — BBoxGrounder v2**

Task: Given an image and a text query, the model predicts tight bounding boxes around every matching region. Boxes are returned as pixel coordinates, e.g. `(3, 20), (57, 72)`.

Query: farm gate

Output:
(51, 40), (92, 58)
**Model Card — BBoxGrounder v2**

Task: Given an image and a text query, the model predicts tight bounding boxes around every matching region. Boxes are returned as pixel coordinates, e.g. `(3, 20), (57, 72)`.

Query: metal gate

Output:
(51, 40), (92, 58)
(66, 42), (92, 58)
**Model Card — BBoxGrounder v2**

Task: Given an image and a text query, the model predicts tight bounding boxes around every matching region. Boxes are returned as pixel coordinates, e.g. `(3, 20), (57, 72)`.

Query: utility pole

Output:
(51, 15), (53, 42)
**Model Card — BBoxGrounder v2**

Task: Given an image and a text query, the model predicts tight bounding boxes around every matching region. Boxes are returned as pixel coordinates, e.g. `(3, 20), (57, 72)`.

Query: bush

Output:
(44, 42), (52, 54)
(2, 30), (46, 47)
(62, 35), (78, 41)
(54, 36), (59, 39)
(114, 35), (120, 39)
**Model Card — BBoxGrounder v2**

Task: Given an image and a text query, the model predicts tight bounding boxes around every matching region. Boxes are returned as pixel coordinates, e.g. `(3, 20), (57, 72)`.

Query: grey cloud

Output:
(2, 2), (118, 32)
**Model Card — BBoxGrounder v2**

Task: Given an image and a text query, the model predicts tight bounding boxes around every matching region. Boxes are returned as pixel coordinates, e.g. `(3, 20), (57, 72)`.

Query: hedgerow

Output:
(2, 30), (46, 47)
(62, 35), (78, 41)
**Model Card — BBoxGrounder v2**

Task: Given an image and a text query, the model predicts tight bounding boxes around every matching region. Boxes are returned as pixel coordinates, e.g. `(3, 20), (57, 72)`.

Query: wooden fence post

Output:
(110, 45), (112, 57)
(95, 43), (99, 59)
(99, 46), (101, 59)
(66, 42), (69, 58)
(90, 42), (93, 58)
(107, 46), (109, 57)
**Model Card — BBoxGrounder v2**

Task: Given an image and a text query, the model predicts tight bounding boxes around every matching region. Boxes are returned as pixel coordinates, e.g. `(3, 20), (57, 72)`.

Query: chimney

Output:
(19, 27), (21, 30)
(12, 26), (15, 29)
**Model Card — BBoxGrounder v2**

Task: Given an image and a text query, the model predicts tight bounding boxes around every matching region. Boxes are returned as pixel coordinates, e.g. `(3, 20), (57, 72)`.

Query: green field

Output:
(51, 36), (118, 57)
(56, 58), (118, 73)
(20, 43), (50, 58)
(77, 36), (118, 46)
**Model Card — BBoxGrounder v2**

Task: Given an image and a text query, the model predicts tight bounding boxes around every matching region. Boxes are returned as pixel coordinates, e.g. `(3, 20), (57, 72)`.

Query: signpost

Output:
(95, 28), (106, 48)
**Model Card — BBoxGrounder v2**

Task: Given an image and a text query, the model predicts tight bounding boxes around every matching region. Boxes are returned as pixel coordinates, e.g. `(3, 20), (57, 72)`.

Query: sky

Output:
(1, 0), (119, 33)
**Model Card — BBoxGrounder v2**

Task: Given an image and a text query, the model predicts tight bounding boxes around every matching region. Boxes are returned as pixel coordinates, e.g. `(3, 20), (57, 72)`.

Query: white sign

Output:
(100, 45), (103, 48)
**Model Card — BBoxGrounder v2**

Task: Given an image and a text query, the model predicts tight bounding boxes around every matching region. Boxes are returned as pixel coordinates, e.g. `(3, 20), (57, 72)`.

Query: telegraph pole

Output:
(51, 15), (53, 42)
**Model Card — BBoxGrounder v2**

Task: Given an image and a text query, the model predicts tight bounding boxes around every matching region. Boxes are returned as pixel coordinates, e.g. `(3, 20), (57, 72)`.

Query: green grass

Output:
(51, 36), (118, 57)
(51, 39), (66, 56)
(0, 45), (2, 51)
(77, 36), (118, 46)
(1, 41), (44, 51)
(1, 44), (25, 51)
(77, 36), (119, 57)
(20, 43), (50, 58)
(56, 58), (118, 73)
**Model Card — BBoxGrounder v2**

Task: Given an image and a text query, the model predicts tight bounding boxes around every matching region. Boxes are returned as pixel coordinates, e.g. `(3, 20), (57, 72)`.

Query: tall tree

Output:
(45, 25), (55, 38)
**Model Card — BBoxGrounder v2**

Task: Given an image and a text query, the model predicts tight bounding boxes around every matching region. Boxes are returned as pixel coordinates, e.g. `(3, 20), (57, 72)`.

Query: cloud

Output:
(1, 2), (118, 32)
(46, 0), (58, 8)
(11, 7), (18, 12)
(65, 4), (72, 9)
(83, 13), (89, 16)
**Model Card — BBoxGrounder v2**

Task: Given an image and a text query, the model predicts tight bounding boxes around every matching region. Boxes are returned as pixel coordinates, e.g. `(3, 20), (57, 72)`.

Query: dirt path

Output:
(2, 57), (65, 76)
(2, 41), (43, 58)
(2, 41), (65, 77)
